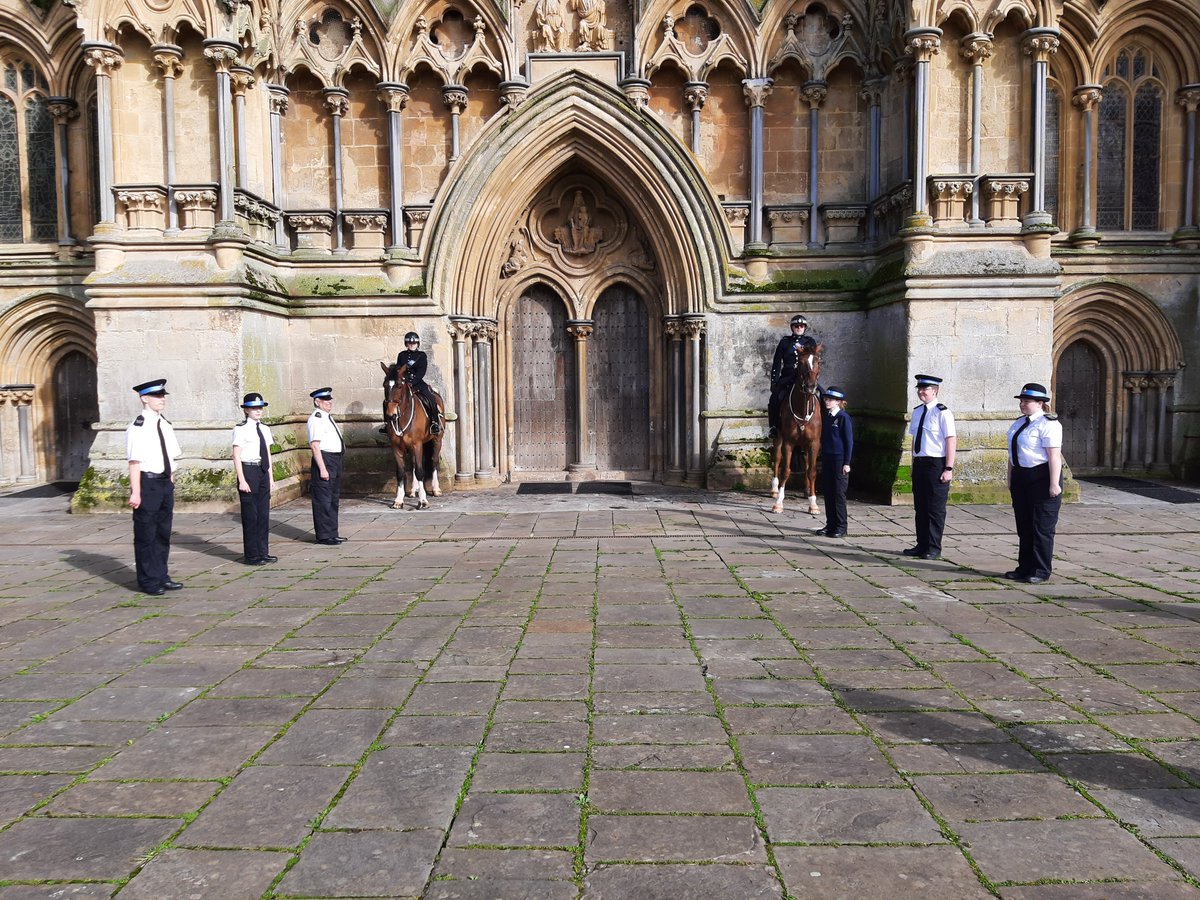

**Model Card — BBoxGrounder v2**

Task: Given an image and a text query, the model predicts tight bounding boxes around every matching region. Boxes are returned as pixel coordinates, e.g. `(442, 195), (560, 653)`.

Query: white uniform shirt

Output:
(1007, 410), (1062, 467)
(909, 402), (956, 458)
(306, 409), (343, 452)
(231, 420), (273, 464)
(126, 409), (181, 474)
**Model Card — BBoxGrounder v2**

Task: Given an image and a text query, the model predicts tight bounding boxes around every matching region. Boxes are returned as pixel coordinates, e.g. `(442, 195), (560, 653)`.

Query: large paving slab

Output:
(2, 481), (1200, 896)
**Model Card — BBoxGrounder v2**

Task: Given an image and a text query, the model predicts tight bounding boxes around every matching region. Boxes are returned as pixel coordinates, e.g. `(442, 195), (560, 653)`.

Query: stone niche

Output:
(521, 0), (631, 85)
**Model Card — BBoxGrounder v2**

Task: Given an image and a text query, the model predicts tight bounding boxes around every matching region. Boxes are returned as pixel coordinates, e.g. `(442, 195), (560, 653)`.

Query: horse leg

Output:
(427, 440), (442, 497)
(391, 444), (407, 510)
(772, 441), (791, 514)
(807, 445), (820, 516)
(411, 443), (428, 510)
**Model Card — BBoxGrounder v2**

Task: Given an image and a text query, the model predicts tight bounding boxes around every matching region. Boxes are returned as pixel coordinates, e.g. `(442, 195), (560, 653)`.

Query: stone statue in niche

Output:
(534, 0), (569, 51)
(571, 0), (612, 50)
(501, 226), (530, 277)
(629, 225), (655, 271)
(554, 191), (604, 255)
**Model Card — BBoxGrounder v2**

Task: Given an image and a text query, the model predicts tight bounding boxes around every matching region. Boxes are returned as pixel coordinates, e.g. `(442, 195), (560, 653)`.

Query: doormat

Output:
(575, 482), (633, 495)
(1078, 476), (1200, 504)
(516, 483), (573, 495)
(515, 482), (633, 495)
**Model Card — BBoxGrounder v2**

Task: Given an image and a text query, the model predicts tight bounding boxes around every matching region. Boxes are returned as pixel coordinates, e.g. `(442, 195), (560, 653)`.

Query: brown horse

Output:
(380, 361), (444, 510)
(770, 343), (823, 515)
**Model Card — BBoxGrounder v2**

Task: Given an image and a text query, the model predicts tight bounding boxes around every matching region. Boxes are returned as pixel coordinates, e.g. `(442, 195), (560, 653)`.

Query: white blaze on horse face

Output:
(806, 354), (814, 372)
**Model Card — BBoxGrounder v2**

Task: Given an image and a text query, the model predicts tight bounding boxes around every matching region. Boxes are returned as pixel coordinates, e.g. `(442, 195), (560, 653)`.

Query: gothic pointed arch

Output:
(425, 71), (729, 320)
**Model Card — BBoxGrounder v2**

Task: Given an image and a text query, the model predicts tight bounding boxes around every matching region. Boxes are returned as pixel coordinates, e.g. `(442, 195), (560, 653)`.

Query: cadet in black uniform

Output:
(1006, 382), (1064, 584)
(384, 332), (441, 435)
(816, 386), (853, 537)
(232, 392), (276, 565)
(126, 379), (183, 595)
(307, 387), (346, 545)
(904, 374), (956, 560)
(768, 315), (818, 438)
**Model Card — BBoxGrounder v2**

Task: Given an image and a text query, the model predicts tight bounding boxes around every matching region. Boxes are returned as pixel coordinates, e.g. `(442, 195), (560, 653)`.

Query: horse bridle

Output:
(786, 355), (820, 424)
(386, 380), (417, 436)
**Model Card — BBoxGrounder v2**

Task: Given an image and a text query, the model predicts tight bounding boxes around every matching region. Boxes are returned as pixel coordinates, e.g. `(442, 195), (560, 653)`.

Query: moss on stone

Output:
(70, 466), (125, 513)
(726, 267), (866, 294)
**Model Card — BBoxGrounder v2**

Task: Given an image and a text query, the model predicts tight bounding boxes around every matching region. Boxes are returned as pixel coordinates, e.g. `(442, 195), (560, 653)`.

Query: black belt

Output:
(319, 450), (344, 456)
(141, 471), (170, 480)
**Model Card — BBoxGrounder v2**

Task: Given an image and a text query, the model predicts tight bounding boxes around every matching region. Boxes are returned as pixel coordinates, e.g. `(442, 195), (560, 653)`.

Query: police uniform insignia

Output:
(314, 411), (322, 418)
(133, 414), (145, 426)
(1046, 413), (1058, 420)
(936, 403), (948, 410)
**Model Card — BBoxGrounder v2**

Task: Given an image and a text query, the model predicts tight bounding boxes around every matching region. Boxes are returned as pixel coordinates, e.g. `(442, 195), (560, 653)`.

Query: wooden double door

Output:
(512, 284), (650, 474)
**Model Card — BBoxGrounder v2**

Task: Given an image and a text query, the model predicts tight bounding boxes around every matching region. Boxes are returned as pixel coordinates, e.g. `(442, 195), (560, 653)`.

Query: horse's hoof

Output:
(771, 504), (783, 514)
(391, 502), (404, 510)
(809, 508), (820, 516)
(431, 490), (442, 497)
(418, 502), (429, 510)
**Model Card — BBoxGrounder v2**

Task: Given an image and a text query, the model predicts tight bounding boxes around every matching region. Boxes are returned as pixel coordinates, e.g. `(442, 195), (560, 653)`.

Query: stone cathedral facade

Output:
(0, 0), (1196, 507)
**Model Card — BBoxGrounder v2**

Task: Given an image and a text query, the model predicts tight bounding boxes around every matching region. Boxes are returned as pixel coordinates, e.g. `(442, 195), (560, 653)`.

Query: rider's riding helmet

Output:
(790, 315), (808, 329)
(404, 331), (420, 345)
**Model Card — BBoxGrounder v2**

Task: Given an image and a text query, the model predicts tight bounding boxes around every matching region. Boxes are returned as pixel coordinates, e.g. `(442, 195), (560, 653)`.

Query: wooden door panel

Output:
(1056, 340), (1102, 469)
(513, 287), (573, 470)
(590, 286), (649, 471)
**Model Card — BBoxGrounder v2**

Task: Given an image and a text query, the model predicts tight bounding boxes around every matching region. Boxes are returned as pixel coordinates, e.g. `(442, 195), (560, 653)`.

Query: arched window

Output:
(0, 55), (55, 243)
(1097, 46), (1163, 231)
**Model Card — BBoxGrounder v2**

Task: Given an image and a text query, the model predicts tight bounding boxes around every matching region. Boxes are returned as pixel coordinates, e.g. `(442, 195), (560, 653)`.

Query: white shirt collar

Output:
(1027, 409), (1045, 422)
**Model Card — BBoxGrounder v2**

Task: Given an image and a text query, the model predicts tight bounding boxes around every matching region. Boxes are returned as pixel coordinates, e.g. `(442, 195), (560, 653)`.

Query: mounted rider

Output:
(384, 332), (442, 435)
(768, 314), (820, 439)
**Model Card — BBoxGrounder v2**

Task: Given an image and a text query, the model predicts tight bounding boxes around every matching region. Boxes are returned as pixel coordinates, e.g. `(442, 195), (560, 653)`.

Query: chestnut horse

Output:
(380, 361), (444, 510)
(770, 343), (823, 515)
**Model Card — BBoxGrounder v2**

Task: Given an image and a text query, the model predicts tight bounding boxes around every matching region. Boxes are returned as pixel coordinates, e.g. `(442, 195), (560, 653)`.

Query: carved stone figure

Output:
(534, 0), (568, 52)
(571, 0), (611, 51)
(554, 191), (603, 255)
(501, 226), (530, 277)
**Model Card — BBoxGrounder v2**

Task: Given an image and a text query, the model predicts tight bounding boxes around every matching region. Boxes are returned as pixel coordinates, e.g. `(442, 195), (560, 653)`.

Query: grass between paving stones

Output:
(574, 554), (600, 888)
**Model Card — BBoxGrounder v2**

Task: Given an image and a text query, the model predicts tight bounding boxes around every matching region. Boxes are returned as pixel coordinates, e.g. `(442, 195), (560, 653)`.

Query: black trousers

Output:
(767, 379), (794, 429)
(821, 456), (848, 533)
(1011, 463), (1061, 579)
(912, 456), (949, 554)
(133, 473), (174, 591)
(239, 465), (271, 561)
(311, 451), (343, 541)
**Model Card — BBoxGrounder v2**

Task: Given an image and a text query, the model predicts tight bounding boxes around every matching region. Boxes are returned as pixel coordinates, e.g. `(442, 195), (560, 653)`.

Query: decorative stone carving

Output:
(1177, 86), (1200, 113)
(402, 11), (502, 85)
(286, 210), (335, 251)
(722, 201), (750, 247)
(377, 83), (409, 113)
(1072, 85), (1103, 111)
(441, 86), (468, 114)
(499, 81), (528, 109)
(405, 205), (432, 248)
(323, 88), (348, 117)
(629, 225), (655, 272)
(230, 66), (256, 96)
(344, 210), (389, 251)
(115, 185), (168, 230)
(46, 98), (79, 123)
(1021, 30), (1060, 61)
(175, 186), (218, 230)
(151, 45), (184, 79)
(553, 191), (604, 255)
(647, 8), (748, 83)
(742, 78), (772, 108)
(959, 32), (993, 63)
(84, 45), (123, 76)
(820, 203), (868, 244)
(928, 176), (974, 227)
(500, 225), (530, 277)
(566, 321), (594, 339)
(801, 80), (828, 108)
(534, 0), (569, 51)
(683, 82), (708, 112)
(769, 10), (854, 82)
(286, 9), (380, 86)
(571, 0), (612, 50)
(980, 174), (1032, 227)
(235, 190), (281, 242)
(904, 28), (941, 62)
(619, 78), (651, 109)
(767, 205), (811, 245)
(268, 88), (290, 116)
(203, 42), (238, 73)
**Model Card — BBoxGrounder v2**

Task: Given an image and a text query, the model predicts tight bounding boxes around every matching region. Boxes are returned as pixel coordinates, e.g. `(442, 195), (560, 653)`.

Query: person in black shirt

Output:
(768, 314), (818, 438)
(385, 332), (441, 435)
(816, 386), (853, 537)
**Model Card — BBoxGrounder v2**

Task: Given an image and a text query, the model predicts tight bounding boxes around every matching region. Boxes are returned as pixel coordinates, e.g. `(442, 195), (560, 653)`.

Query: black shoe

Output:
(1024, 576), (1048, 584)
(162, 581), (183, 590)
(768, 427), (778, 439)
(378, 426), (388, 435)
(1003, 570), (1023, 580)
(261, 555), (278, 563)
(921, 552), (941, 560)
(243, 557), (268, 566)
(901, 547), (926, 557)
(142, 586), (166, 596)
(317, 538), (340, 546)
(814, 527), (831, 535)
(336, 536), (348, 543)
(828, 530), (847, 538)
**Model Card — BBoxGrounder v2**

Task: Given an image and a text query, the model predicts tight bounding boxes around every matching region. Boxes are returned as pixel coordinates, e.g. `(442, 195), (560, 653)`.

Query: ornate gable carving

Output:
(647, 5), (748, 81)
(400, 7), (503, 84)
(283, 6), (380, 86)
(768, 5), (856, 81)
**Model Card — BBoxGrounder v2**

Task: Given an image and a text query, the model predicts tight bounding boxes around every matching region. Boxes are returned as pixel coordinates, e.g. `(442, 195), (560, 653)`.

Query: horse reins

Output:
(388, 382), (417, 436)
(786, 355), (820, 424)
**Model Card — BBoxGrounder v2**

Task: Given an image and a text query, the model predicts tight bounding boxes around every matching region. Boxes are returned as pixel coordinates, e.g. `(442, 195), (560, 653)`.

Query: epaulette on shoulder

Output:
(936, 403), (948, 410)
(1045, 413), (1058, 421)
(313, 411), (322, 418)
(132, 414), (145, 426)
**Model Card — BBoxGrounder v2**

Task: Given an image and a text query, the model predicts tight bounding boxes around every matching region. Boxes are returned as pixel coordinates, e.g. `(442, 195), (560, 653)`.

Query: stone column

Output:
(1066, 85), (1102, 246)
(566, 321), (595, 471)
(1021, 28), (1060, 228)
(684, 82), (708, 155)
(474, 320), (498, 477)
(322, 88), (349, 253)
(860, 80), (883, 240)
(1124, 374), (1146, 469)
(267, 85), (289, 246)
(802, 81), (827, 246)
(499, 80), (529, 110)
(377, 82), (410, 252)
(903, 28), (941, 226)
(82, 43), (122, 227)
(150, 47), (183, 233)
(742, 78), (772, 249)
(682, 314), (706, 478)
(203, 40), (239, 226)
(893, 58), (914, 183)
(961, 33), (993, 227)
(230, 66), (255, 190)
(1176, 85), (1200, 242)
(664, 318), (684, 478)
(11, 388), (35, 482)
(442, 85), (467, 162)
(449, 317), (475, 483)
(47, 98), (78, 248)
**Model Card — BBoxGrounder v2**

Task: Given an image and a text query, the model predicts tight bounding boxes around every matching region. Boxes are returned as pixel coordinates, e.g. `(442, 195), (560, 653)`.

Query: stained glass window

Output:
(1045, 87), (1060, 224)
(0, 95), (20, 241)
(1131, 83), (1161, 230)
(1095, 46), (1163, 231)
(3, 64), (15, 93)
(25, 94), (55, 241)
(1096, 87), (1125, 230)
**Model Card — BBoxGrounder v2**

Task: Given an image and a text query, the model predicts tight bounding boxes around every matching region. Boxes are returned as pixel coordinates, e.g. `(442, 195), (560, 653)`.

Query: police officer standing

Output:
(1006, 382), (1063, 584)
(307, 387), (346, 545)
(816, 386), (853, 537)
(904, 374), (956, 560)
(393, 331), (441, 435)
(127, 379), (182, 595)
(232, 392), (276, 565)
(768, 315), (817, 438)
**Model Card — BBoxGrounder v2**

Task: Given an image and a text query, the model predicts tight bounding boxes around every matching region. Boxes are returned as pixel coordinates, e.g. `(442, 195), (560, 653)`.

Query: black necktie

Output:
(257, 424), (269, 472)
(330, 415), (342, 447)
(1011, 416), (1032, 467)
(157, 419), (172, 477)
(913, 406), (929, 455)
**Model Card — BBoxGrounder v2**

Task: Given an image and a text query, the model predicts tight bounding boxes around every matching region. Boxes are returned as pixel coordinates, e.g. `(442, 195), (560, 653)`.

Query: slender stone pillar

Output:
(449, 317), (475, 483)
(377, 83), (410, 252)
(12, 388), (35, 482)
(1125, 375), (1146, 469)
(1069, 85), (1102, 246)
(903, 28), (941, 226)
(566, 321), (595, 471)
(859, 80), (883, 241)
(682, 315), (706, 478)
(47, 98), (78, 248)
(322, 88), (349, 253)
(895, 59), (913, 182)
(82, 43), (122, 227)
(961, 33), (993, 227)
(267, 85), (289, 247)
(684, 82), (708, 155)
(1175, 85), (1200, 242)
(475, 320), (498, 477)
(664, 319), (684, 477)
(442, 85), (467, 162)
(802, 81), (827, 246)
(1021, 28), (1060, 228)
(742, 79), (772, 248)
(150, 47), (183, 233)
(1153, 373), (1175, 470)
(230, 66), (255, 189)
(203, 41), (239, 226)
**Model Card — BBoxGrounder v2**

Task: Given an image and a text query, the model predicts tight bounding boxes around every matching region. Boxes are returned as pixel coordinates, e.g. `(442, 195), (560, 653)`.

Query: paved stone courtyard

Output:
(3, 482), (1200, 898)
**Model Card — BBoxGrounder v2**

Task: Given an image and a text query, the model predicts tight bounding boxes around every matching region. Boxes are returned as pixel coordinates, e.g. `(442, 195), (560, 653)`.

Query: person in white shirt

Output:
(1005, 382), (1064, 584)
(232, 393), (276, 565)
(126, 378), (182, 595)
(903, 373), (956, 560)
(307, 387), (346, 545)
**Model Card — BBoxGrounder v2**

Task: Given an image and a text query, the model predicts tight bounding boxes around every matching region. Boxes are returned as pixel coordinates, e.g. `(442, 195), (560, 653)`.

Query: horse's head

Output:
(798, 342), (822, 388)
(380, 361), (408, 396)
